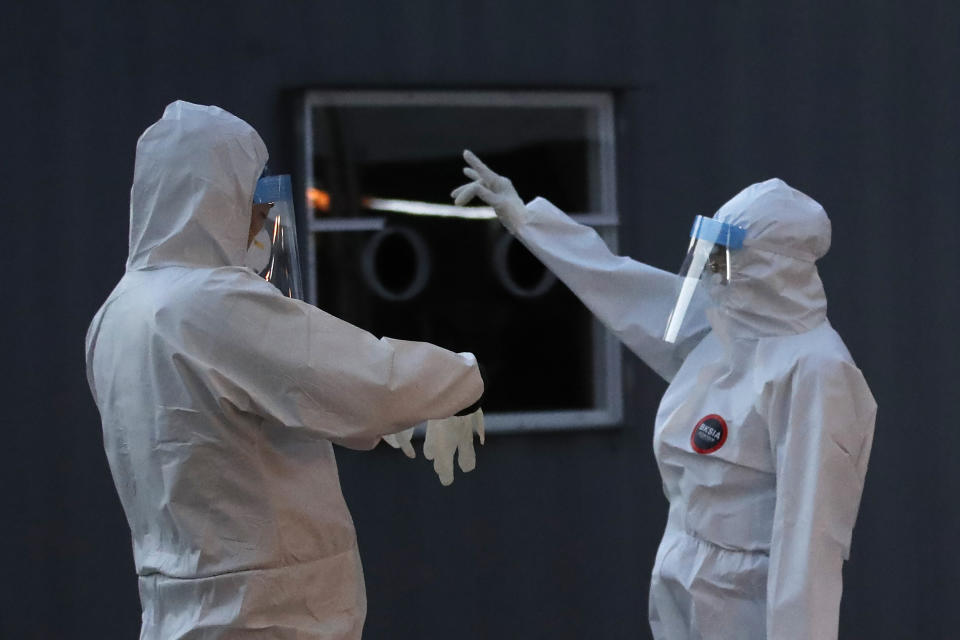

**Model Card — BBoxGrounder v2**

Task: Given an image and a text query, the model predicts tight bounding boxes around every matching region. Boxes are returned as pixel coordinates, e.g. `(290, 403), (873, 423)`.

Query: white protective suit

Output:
(510, 180), (875, 639)
(84, 101), (483, 639)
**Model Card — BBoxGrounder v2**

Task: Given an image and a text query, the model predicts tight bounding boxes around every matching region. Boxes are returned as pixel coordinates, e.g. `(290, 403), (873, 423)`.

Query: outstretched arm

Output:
(184, 270), (484, 450)
(453, 150), (709, 381)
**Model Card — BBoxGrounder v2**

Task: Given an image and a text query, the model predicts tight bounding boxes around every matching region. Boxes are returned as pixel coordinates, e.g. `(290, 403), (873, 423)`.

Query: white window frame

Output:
(300, 90), (622, 432)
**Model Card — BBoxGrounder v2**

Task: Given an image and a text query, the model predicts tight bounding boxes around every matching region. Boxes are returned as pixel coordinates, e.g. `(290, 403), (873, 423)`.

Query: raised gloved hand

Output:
(382, 426), (416, 459)
(423, 409), (485, 486)
(451, 150), (528, 233)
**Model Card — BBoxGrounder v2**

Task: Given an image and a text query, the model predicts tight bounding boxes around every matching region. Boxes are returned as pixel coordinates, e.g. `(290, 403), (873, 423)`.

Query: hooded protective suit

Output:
(510, 180), (875, 639)
(85, 101), (483, 639)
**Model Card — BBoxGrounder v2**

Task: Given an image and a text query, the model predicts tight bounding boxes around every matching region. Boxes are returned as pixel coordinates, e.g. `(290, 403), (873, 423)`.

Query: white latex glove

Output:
(382, 426), (416, 459)
(451, 150), (528, 233)
(423, 410), (486, 486)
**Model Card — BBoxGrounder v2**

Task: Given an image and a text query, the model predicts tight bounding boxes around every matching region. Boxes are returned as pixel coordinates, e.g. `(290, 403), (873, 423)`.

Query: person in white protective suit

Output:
(453, 151), (876, 640)
(84, 101), (485, 639)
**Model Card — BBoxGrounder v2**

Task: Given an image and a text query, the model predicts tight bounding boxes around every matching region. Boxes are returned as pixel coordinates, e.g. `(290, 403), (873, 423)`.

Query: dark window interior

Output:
(308, 101), (609, 414)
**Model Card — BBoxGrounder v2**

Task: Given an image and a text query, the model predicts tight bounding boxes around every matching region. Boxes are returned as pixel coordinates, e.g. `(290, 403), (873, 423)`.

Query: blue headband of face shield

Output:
(253, 174), (293, 205)
(689, 215), (746, 249)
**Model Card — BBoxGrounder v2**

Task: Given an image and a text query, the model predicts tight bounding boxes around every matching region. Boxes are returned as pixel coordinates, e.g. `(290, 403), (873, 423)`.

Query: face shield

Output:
(663, 215), (746, 343)
(245, 174), (305, 300)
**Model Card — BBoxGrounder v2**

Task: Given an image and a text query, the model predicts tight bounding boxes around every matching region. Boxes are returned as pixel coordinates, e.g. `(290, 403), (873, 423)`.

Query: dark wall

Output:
(4, 1), (958, 637)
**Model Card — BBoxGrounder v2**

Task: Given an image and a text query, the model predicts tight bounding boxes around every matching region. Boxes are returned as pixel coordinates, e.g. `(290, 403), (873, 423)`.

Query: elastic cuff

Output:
(455, 397), (483, 417)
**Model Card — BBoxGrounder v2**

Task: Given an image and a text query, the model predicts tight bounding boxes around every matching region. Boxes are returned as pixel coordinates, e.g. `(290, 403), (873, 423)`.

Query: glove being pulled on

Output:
(423, 410), (485, 486)
(382, 426), (416, 459)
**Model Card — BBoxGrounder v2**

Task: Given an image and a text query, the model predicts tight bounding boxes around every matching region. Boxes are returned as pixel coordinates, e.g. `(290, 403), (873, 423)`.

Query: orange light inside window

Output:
(307, 187), (331, 211)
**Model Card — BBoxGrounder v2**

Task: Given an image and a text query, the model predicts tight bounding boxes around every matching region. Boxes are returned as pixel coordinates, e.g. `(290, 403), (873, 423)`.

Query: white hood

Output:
(126, 100), (268, 271)
(708, 178), (831, 338)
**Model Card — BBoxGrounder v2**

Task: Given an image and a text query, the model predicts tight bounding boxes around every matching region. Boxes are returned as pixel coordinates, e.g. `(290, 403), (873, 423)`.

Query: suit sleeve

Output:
(178, 270), (484, 450)
(515, 197), (710, 381)
(765, 356), (876, 639)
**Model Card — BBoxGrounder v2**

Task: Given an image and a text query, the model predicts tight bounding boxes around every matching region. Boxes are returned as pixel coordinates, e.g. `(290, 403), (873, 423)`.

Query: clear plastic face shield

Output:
(245, 174), (305, 300)
(663, 215), (746, 343)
